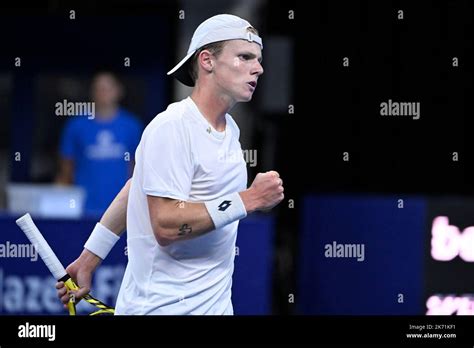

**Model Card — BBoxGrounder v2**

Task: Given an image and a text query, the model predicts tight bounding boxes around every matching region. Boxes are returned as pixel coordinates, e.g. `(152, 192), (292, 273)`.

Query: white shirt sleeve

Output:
(142, 119), (194, 201)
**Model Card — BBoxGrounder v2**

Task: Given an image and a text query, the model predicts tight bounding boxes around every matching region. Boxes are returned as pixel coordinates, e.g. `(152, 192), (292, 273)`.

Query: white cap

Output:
(167, 14), (263, 87)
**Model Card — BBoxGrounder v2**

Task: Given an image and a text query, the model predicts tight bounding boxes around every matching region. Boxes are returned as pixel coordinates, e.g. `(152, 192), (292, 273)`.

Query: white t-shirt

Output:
(115, 97), (247, 315)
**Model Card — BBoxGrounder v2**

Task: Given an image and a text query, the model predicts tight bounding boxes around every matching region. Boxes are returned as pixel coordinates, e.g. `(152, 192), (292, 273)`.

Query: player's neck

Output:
(190, 85), (233, 132)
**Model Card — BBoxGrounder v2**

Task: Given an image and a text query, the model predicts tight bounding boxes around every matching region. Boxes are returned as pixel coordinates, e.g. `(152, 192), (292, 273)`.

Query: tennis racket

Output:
(15, 213), (115, 316)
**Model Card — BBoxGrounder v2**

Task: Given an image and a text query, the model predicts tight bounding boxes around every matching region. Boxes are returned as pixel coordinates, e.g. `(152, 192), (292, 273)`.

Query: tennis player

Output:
(56, 14), (284, 315)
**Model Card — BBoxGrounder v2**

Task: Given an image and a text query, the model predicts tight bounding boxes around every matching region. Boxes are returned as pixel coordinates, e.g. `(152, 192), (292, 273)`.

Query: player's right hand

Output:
(55, 249), (100, 309)
(248, 170), (284, 211)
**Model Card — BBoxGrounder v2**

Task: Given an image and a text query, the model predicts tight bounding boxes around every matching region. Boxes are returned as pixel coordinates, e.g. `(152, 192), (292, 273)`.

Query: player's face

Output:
(212, 40), (263, 102)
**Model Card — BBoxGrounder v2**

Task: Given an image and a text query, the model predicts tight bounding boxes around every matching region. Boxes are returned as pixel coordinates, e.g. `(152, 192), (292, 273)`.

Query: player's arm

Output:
(148, 171), (284, 246)
(99, 177), (131, 235)
(56, 178), (131, 306)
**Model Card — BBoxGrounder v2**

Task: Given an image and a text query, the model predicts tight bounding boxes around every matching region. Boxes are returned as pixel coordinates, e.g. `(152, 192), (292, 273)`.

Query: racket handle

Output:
(62, 275), (79, 316)
(59, 274), (115, 315)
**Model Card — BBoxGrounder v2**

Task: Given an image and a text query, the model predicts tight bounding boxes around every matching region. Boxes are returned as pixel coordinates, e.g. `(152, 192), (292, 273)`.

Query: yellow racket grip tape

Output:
(60, 275), (115, 315)
(64, 278), (79, 315)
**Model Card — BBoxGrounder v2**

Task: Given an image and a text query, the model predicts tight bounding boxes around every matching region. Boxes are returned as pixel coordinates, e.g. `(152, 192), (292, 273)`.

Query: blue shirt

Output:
(60, 108), (143, 215)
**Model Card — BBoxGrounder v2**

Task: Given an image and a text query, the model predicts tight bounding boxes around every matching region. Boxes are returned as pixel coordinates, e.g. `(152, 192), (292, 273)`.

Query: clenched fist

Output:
(240, 171), (284, 213)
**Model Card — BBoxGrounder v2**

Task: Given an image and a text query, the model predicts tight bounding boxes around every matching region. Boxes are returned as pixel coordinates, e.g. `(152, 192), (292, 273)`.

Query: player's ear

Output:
(198, 50), (214, 73)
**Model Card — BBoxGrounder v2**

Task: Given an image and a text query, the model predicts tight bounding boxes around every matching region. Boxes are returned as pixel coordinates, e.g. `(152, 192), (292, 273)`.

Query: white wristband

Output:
(204, 192), (247, 230)
(84, 223), (120, 260)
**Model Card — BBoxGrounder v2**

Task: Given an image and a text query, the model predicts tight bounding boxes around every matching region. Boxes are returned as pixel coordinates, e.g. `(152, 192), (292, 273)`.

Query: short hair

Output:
(188, 26), (259, 85)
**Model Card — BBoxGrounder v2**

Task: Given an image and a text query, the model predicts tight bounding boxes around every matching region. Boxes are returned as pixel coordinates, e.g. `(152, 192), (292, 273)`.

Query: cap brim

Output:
(167, 51), (196, 87)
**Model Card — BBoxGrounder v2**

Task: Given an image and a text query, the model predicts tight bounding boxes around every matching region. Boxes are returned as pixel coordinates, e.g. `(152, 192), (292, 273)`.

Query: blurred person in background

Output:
(56, 71), (143, 216)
